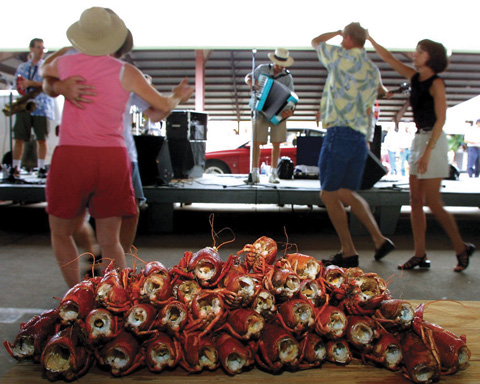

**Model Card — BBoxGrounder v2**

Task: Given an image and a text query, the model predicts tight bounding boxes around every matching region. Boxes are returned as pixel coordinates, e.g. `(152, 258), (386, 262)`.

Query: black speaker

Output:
(166, 110), (208, 140)
(445, 164), (460, 180)
(189, 141), (206, 178)
(134, 136), (173, 186)
(166, 111), (189, 139)
(370, 124), (382, 159)
(296, 136), (323, 166)
(360, 150), (388, 190)
(168, 138), (195, 179)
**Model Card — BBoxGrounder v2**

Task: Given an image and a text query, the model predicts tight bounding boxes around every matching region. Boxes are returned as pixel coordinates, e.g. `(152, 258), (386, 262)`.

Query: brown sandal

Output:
(397, 255), (430, 270)
(454, 243), (476, 272)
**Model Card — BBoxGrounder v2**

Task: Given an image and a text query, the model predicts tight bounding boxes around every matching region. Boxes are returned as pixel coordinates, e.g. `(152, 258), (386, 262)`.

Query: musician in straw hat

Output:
(245, 48), (295, 183)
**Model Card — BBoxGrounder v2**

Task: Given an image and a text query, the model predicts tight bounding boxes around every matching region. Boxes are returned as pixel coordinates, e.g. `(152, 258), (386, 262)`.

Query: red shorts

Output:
(46, 146), (137, 219)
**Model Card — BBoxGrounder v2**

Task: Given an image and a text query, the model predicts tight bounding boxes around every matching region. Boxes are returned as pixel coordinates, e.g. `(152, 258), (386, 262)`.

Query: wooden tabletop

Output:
(2, 300), (479, 384)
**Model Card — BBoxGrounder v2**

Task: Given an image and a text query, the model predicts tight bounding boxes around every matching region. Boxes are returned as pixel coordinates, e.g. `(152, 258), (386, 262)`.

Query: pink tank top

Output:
(57, 52), (130, 147)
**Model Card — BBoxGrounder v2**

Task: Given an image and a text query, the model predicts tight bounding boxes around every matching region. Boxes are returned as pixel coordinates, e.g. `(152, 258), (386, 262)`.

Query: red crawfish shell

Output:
(41, 326), (92, 381)
(58, 280), (96, 322)
(285, 253), (322, 280)
(215, 332), (254, 375)
(84, 308), (121, 344)
(145, 332), (181, 372)
(227, 308), (265, 340)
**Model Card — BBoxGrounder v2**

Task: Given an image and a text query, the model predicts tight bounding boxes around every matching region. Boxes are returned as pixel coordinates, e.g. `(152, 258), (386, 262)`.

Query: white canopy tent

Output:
(445, 95), (480, 135)
(0, 0), (479, 52)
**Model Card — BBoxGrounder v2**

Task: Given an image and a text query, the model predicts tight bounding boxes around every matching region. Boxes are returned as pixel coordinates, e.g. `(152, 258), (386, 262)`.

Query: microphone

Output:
(391, 82), (411, 95)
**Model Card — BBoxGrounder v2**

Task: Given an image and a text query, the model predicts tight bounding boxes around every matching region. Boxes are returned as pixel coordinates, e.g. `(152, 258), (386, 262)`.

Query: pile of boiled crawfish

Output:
(4, 236), (471, 383)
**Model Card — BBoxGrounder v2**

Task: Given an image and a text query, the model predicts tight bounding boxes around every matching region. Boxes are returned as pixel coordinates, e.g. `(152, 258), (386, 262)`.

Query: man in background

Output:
(10, 38), (55, 180)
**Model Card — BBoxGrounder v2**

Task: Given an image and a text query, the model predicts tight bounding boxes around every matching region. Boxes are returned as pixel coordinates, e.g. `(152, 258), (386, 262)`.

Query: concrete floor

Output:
(1, 200), (479, 379)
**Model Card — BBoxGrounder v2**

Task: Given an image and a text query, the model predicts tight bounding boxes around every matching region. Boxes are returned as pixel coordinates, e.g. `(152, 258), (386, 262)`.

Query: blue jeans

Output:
(319, 126), (368, 191)
(399, 148), (411, 176)
(467, 146), (480, 177)
(388, 150), (397, 175)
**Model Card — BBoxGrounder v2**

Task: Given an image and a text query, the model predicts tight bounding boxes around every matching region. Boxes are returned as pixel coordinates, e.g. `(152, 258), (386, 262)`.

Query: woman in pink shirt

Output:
(40, 7), (193, 287)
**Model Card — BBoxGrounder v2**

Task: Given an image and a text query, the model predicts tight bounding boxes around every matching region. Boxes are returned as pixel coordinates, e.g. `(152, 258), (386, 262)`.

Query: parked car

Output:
(205, 127), (326, 174)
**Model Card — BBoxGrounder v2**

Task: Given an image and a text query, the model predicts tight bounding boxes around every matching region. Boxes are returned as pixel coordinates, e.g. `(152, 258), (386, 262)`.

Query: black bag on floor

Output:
(445, 164), (460, 180)
(277, 156), (294, 179)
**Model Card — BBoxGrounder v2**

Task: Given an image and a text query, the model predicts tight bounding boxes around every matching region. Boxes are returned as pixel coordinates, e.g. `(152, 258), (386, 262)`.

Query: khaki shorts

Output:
(409, 130), (449, 179)
(252, 113), (287, 144)
(13, 112), (49, 141)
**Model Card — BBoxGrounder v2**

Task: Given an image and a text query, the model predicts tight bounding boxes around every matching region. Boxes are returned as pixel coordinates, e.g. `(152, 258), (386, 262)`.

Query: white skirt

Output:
(409, 129), (449, 179)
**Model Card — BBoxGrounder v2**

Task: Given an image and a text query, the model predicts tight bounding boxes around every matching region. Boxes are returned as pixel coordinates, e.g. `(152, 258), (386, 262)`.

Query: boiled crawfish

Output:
(373, 299), (415, 332)
(364, 329), (403, 371)
(345, 315), (379, 352)
(214, 332), (255, 375)
(170, 247), (235, 288)
(285, 252), (322, 280)
(144, 332), (182, 372)
(220, 262), (258, 308)
(237, 236), (278, 275)
(217, 308), (265, 340)
(314, 304), (348, 340)
(252, 323), (300, 373)
(297, 332), (327, 369)
(96, 330), (144, 376)
(273, 298), (315, 336)
(124, 303), (157, 337)
(57, 280), (96, 323)
(250, 288), (277, 321)
(138, 261), (173, 306)
(179, 331), (219, 373)
(84, 308), (122, 345)
(4, 309), (59, 362)
(155, 300), (188, 337)
(263, 263), (301, 301)
(326, 339), (352, 364)
(172, 278), (201, 308)
(399, 330), (441, 384)
(412, 303), (471, 375)
(41, 325), (93, 381)
(95, 262), (131, 313)
(298, 278), (328, 307)
(184, 289), (228, 335)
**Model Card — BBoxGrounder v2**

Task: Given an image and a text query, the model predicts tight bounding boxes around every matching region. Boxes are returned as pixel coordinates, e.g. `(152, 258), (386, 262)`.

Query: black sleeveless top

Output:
(410, 73), (441, 131)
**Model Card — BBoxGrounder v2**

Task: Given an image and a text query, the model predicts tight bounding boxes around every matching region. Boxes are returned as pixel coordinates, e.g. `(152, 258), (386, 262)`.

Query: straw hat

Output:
(66, 7), (128, 56)
(268, 48), (294, 67)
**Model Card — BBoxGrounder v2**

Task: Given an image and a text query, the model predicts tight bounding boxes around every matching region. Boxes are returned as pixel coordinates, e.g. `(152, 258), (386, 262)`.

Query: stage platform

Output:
(1, 173), (479, 235)
(2, 300), (479, 383)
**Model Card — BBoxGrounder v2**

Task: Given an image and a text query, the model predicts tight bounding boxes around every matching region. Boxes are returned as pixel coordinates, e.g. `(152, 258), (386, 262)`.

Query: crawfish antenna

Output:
(208, 213), (235, 250)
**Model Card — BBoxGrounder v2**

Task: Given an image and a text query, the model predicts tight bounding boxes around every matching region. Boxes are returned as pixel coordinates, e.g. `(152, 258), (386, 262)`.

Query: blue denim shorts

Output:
(318, 126), (368, 191)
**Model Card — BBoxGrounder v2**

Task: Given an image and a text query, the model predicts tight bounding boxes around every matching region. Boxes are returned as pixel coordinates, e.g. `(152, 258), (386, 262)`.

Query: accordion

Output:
(254, 74), (298, 125)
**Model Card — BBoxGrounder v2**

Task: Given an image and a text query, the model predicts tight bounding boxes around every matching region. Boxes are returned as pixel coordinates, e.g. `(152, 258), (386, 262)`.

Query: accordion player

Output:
(254, 74), (299, 125)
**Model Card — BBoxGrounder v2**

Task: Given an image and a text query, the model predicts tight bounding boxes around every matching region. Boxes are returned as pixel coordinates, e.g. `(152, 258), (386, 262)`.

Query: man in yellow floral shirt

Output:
(311, 22), (395, 268)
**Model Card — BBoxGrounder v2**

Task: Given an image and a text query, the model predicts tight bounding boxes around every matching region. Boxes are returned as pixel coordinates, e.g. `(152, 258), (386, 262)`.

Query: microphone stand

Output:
(246, 48), (257, 185)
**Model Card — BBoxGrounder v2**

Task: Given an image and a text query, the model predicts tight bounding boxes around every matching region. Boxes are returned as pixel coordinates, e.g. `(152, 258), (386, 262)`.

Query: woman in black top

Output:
(367, 34), (475, 272)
